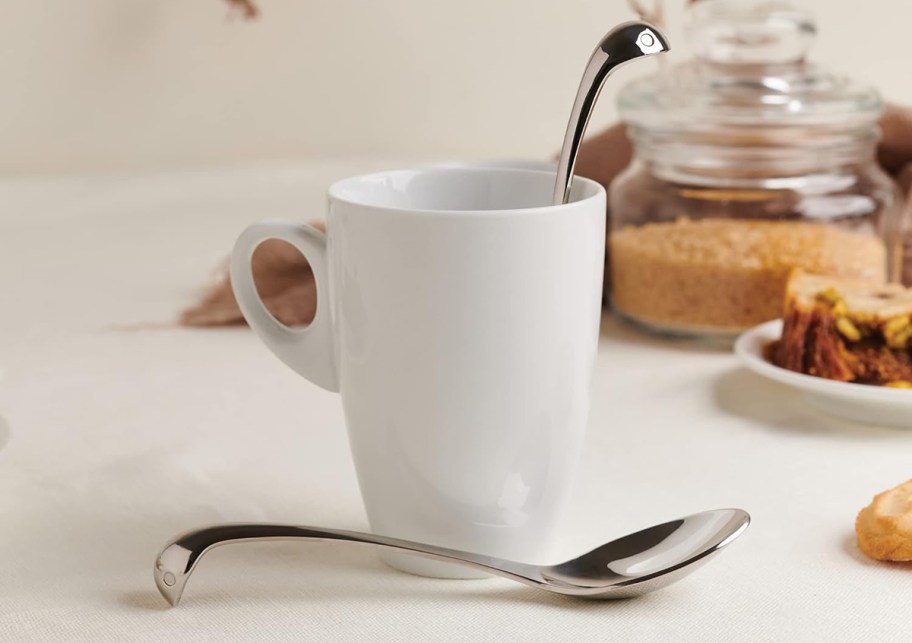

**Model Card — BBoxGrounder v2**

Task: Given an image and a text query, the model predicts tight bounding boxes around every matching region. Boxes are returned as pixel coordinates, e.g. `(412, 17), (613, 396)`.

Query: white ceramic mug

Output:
(230, 168), (605, 578)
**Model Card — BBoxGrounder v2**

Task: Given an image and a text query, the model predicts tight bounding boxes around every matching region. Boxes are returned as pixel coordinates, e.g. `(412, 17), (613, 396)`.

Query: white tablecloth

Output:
(2, 162), (911, 642)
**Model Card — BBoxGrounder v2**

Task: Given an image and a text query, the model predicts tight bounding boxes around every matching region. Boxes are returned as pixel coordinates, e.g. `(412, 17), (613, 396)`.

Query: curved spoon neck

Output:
(153, 523), (546, 606)
(553, 21), (670, 205)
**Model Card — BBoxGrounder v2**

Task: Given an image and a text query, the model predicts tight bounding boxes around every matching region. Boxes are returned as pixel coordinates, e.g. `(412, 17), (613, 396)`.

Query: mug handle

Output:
(229, 220), (339, 392)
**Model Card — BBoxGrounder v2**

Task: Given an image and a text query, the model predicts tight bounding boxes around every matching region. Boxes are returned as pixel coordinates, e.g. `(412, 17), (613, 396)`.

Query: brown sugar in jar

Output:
(609, 218), (887, 334)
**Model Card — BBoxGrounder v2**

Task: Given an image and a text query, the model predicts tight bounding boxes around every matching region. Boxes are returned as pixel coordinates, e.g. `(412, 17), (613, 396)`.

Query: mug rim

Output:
(326, 167), (605, 217)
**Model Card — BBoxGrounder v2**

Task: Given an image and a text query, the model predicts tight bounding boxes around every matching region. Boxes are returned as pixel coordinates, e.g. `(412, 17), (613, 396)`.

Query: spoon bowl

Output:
(154, 508), (749, 606)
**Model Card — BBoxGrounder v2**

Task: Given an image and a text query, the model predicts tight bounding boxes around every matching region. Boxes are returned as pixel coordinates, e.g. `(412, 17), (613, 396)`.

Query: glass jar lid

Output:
(618, 0), (883, 138)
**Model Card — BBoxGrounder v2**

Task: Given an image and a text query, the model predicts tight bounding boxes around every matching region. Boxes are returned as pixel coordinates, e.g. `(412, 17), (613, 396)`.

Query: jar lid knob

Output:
(686, 0), (816, 65)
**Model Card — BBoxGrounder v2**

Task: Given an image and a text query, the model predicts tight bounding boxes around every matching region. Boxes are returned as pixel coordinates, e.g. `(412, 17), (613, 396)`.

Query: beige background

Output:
(2, 0), (911, 175)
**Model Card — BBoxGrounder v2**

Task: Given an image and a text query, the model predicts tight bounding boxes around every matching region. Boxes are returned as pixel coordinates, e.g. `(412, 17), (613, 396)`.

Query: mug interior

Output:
(328, 168), (602, 213)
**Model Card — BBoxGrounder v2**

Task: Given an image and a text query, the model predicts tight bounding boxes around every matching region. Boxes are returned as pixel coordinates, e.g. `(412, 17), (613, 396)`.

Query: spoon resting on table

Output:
(154, 508), (749, 606)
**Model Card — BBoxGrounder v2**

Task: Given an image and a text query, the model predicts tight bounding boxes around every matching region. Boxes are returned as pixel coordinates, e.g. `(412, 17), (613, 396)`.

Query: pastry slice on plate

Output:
(770, 271), (912, 386)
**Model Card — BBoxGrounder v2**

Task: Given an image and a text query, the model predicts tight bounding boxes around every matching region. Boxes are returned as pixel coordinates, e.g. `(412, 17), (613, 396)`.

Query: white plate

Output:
(734, 320), (912, 428)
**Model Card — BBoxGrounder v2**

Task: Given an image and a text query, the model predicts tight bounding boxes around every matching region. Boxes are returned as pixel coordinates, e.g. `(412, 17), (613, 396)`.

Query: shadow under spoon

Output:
(154, 508), (749, 606)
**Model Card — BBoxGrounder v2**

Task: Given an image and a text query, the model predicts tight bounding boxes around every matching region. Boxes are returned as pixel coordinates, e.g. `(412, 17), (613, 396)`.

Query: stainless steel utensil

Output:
(552, 21), (669, 205)
(154, 508), (748, 606)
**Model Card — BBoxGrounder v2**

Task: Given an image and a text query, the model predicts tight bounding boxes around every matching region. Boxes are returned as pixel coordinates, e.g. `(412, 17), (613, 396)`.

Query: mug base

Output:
(379, 550), (492, 580)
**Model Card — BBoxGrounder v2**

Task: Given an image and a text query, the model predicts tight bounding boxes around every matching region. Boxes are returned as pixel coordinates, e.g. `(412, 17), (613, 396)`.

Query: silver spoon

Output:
(553, 21), (669, 205)
(154, 508), (748, 606)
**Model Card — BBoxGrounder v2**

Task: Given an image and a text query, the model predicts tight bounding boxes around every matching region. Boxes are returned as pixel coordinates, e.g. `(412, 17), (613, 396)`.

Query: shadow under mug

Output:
(231, 168), (606, 578)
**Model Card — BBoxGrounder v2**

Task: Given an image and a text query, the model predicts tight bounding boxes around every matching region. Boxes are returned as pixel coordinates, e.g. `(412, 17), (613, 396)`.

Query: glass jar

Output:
(609, 0), (904, 338)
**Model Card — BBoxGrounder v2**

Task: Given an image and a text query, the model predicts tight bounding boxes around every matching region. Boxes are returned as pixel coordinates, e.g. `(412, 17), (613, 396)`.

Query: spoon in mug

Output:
(552, 20), (669, 205)
(154, 508), (748, 606)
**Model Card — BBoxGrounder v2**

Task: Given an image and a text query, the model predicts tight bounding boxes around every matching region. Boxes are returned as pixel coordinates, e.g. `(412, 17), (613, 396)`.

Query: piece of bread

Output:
(770, 271), (912, 386)
(856, 479), (912, 562)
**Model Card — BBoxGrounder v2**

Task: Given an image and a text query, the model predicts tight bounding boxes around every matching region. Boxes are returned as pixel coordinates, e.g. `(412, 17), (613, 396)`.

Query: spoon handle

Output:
(552, 45), (611, 205)
(154, 522), (540, 606)
(552, 21), (669, 205)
